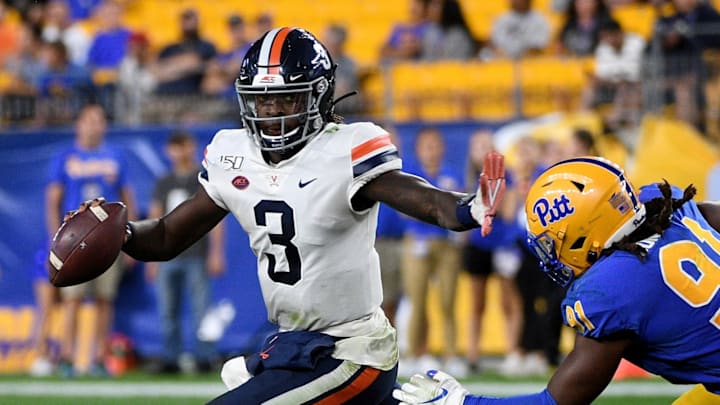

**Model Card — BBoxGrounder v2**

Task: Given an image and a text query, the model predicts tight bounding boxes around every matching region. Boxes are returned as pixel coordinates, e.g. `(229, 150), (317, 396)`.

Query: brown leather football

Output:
(48, 201), (128, 287)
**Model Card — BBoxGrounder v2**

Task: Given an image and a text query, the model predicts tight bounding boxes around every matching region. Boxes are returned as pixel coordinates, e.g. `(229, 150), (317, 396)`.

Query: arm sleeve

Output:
(347, 122), (402, 209)
(464, 389), (557, 405)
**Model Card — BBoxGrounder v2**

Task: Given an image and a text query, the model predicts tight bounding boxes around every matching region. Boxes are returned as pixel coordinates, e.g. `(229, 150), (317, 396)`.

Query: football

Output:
(48, 201), (128, 287)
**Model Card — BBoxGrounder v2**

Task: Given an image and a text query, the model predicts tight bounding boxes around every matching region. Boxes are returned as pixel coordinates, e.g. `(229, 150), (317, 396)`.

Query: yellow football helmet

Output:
(525, 157), (646, 287)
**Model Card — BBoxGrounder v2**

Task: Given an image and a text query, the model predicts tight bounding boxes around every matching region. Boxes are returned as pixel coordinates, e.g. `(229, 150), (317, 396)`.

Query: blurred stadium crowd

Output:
(2, 0), (720, 381)
(0, 0), (719, 132)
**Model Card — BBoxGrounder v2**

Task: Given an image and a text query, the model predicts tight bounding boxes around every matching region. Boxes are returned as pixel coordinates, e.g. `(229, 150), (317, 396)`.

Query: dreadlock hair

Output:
(601, 180), (697, 260)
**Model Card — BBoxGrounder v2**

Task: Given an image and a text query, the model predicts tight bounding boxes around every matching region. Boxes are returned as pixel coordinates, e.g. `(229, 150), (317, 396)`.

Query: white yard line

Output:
(0, 382), (226, 397)
(0, 380), (691, 398)
(464, 381), (690, 397)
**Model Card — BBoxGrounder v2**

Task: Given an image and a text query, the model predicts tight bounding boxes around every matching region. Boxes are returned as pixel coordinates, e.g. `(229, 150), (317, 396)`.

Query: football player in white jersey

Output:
(117, 27), (503, 404)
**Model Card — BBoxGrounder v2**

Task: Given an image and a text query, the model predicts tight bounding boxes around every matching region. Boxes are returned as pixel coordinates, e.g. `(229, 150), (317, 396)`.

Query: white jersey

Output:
(199, 122), (401, 335)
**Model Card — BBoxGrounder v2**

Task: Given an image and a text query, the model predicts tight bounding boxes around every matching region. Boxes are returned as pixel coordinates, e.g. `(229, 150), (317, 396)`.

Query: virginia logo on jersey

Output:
(533, 195), (575, 227)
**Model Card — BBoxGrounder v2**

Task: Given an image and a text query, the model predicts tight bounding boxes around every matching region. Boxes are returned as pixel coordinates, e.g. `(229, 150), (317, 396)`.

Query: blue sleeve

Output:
(86, 37), (100, 66)
(464, 389), (557, 405)
(386, 26), (403, 47)
(47, 152), (66, 185)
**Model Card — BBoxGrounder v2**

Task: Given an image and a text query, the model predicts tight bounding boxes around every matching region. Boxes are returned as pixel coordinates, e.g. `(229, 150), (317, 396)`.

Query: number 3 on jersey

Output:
(661, 217), (720, 329)
(254, 200), (302, 285)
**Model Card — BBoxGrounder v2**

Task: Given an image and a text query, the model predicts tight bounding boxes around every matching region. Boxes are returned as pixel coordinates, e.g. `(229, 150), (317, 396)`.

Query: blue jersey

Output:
(48, 144), (129, 215)
(563, 184), (720, 392)
(377, 203), (406, 239)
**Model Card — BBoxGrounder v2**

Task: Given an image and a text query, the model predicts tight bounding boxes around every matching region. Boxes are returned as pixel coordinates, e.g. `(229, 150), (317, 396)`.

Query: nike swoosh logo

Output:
(424, 388), (449, 403)
(298, 178), (317, 188)
(289, 73), (303, 81)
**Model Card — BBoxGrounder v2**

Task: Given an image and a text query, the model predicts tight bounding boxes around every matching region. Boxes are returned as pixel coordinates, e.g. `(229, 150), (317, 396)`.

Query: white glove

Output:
(393, 370), (469, 405)
(220, 356), (253, 390)
(471, 151), (505, 237)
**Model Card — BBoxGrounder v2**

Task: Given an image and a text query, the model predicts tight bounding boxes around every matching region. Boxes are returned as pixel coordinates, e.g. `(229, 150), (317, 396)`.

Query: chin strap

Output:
(329, 90), (359, 123)
(332, 90), (359, 106)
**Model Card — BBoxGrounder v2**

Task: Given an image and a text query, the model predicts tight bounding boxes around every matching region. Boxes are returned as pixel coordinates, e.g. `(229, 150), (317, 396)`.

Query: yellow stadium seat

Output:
(389, 62), (427, 121)
(611, 3), (657, 39)
(520, 56), (589, 117)
(467, 59), (516, 120)
(421, 62), (470, 120)
(361, 69), (386, 118)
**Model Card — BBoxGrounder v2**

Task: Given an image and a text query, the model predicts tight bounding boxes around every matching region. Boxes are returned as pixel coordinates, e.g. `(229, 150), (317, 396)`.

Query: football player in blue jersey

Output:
(395, 156), (720, 405)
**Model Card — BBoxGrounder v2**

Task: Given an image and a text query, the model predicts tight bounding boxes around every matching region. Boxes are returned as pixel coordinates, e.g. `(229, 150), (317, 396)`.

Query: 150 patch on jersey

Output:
(221, 155), (244, 170)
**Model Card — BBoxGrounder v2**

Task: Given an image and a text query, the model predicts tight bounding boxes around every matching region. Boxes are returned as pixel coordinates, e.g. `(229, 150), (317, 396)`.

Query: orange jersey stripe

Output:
(314, 367), (381, 405)
(268, 28), (291, 74)
(351, 134), (392, 162)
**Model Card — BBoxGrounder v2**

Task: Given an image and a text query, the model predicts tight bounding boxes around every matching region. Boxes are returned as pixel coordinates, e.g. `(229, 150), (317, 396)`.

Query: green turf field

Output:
(0, 372), (683, 404)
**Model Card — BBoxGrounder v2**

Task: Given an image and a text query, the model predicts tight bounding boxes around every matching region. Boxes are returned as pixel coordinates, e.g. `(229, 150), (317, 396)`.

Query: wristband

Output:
(464, 389), (558, 405)
(456, 194), (479, 228)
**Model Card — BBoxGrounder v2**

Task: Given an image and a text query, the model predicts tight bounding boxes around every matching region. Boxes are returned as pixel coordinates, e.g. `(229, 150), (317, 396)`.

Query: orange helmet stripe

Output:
(268, 27), (291, 74)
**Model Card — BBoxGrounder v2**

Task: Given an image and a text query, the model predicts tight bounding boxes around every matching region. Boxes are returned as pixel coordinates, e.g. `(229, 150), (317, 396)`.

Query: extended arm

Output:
(544, 334), (631, 404)
(395, 334), (632, 405)
(123, 186), (228, 262)
(360, 151), (505, 233)
(359, 170), (470, 231)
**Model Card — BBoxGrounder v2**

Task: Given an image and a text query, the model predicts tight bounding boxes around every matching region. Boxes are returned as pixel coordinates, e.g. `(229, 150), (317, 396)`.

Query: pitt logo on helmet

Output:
(533, 194), (575, 227)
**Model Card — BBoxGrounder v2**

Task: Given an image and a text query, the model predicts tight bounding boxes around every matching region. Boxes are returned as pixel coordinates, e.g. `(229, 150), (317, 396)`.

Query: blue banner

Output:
(0, 119), (501, 366)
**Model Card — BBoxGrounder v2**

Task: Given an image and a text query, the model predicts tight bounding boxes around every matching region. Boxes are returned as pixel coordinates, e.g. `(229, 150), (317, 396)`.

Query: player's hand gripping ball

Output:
(48, 198), (128, 287)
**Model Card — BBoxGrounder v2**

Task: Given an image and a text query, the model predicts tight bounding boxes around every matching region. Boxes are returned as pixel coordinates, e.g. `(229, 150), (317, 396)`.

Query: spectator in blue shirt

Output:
(399, 126), (466, 378)
(461, 130), (523, 376)
(36, 40), (94, 123)
(380, 0), (433, 63)
(86, 0), (130, 71)
(66, 0), (102, 20)
(85, 0), (131, 120)
(202, 14), (251, 97)
(46, 104), (136, 377)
